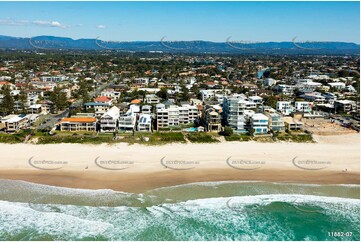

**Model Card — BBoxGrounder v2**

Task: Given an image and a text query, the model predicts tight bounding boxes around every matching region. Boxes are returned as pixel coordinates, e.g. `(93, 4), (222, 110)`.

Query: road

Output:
(37, 81), (113, 130)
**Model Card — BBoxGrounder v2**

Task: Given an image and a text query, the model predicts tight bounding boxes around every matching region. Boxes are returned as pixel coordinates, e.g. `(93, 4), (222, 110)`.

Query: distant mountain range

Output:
(0, 35), (359, 55)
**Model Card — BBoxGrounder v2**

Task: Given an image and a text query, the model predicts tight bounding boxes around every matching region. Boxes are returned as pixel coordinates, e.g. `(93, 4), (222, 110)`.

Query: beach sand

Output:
(0, 133), (359, 193)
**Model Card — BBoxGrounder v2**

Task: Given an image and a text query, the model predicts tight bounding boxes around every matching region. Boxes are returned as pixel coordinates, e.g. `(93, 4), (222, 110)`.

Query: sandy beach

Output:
(0, 133), (359, 193)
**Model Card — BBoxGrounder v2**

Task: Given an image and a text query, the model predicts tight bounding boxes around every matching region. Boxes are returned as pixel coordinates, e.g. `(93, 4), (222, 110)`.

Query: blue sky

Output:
(0, 1), (359, 43)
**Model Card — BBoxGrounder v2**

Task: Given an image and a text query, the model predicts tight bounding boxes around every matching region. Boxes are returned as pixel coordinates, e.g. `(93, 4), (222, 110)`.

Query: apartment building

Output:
(59, 117), (96, 132)
(156, 104), (198, 130)
(300, 92), (326, 103)
(84, 102), (110, 117)
(222, 96), (255, 132)
(156, 106), (179, 130)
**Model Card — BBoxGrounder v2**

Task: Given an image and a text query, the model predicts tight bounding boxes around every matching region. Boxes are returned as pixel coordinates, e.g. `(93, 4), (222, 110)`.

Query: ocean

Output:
(0, 180), (359, 241)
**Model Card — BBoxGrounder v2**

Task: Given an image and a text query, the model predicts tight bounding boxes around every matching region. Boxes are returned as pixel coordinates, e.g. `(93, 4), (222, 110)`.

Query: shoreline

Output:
(0, 133), (359, 193)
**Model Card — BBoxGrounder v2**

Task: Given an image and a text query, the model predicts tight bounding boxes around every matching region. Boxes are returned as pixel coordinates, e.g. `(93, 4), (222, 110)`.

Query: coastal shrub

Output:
(0, 134), (21, 143)
(153, 132), (186, 143)
(186, 133), (219, 143)
(36, 134), (115, 144)
(239, 134), (252, 142)
(224, 134), (240, 141)
(219, 127), (234, 136)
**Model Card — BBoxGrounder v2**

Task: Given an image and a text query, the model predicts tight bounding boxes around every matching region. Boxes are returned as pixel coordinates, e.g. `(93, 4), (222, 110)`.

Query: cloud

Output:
(0, 19), (30, 26)
(33, 20), (69, 28)
(96, 24), (106, 29)
(0, 18), (69, 28)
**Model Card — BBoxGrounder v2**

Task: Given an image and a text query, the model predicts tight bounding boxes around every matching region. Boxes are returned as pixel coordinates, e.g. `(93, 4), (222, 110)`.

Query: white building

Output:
(99, 106), (120, 132)
(0, 115), (28, 132)
(222, 96), (256, 132)
(141, 105), (152, 114)
(248, 96), (263, 105)
(276, 101), (293, 115)
(145, 94), (161, 104)
(295, 102), (313, 113)
(263, 78), (277, 87)
(301, 92), (326, 103)
(328, 82), (346, 90)
(137, 114), (152, 132)
(250, 113), (269, 134)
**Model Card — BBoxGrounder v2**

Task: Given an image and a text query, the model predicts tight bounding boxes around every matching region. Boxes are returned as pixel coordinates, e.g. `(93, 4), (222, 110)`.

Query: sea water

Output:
(0, 180), (359, 241)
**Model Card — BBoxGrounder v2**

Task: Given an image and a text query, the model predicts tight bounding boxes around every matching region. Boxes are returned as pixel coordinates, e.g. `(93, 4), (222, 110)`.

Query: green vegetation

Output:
(219, 126), (233, 136)
(186, 132), (219, 143)
(0, 129), (314, 145)
(0, 86), (14, 115)
(224, 134), (240, 141)
(276, 132), (314, 143)
(151, 132), (186, 143)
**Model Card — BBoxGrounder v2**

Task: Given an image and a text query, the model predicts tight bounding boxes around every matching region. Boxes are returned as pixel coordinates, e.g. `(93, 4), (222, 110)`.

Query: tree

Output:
(263, 96), (278, 109)
(0, 86), (14, 115)
(79, 81), (90, 105)
(219, 126), (234, 136)
(18, 90), (27, 114)
(156, 87), (168, 100)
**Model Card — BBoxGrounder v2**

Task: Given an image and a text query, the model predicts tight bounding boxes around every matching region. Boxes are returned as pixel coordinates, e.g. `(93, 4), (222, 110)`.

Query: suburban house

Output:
(141, 105), (152, 114)
(94, 96), (113, 106)
(145, 94), (161, 104)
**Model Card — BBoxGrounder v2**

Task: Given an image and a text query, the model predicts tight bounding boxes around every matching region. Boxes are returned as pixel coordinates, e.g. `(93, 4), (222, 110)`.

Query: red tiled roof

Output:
(94, 96), (111, 103)
(131, 99), (141, 104)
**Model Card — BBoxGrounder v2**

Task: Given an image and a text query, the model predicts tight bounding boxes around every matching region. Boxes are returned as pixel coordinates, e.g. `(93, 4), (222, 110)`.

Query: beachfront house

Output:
(99, 106), (120, 132)
(137, 114), (152, 132)
(250, 113), (269, 134)
(203, 107), (222, 132)
(283, 117), (303, 131)
(119, 105), (138, 132)
(276, 101), (293, 116)
(294, 102), (313, 113)
(0, 114), (28, 132)
(265, 112), (285, 132)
